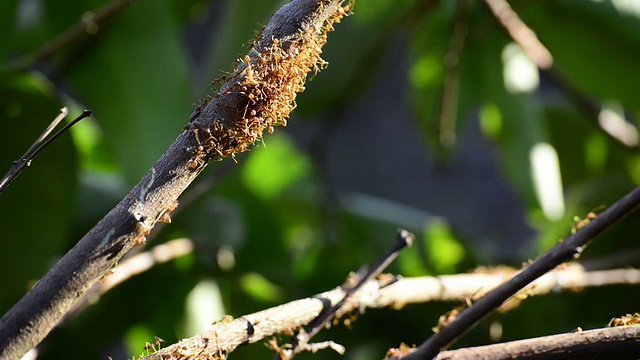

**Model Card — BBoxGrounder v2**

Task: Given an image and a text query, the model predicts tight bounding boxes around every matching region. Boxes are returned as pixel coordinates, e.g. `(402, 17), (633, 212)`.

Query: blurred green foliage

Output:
(1, 0), (640, 358)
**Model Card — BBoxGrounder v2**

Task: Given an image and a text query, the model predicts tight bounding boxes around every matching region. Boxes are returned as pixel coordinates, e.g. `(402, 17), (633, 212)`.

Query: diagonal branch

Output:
(279, 230), (414, 359)
(0, 1), (350, 359)
(483, 0), (639, 151)
(65, 238), (194, 320)
(1, 0), (137, 77)
(482, 0), (552, 70)
(400, 185), (640, 359)
(437, 0), (470, 149)
(433, 326), (640, 360)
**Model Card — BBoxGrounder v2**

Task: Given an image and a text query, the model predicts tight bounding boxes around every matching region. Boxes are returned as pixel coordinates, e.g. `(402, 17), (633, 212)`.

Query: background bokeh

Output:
(1, 0), (640, 358)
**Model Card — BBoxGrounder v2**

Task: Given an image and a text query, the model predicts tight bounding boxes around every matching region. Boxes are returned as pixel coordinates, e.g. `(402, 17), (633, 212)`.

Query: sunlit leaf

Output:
(241, 133), (311, 200)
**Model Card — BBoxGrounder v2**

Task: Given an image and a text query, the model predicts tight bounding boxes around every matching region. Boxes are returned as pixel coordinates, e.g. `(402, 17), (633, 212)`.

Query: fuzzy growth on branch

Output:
(187, 1), (352, 167)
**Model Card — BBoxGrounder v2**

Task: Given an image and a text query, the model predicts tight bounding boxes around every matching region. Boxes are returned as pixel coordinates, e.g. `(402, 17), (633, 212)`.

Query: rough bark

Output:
(0, 1), (349, 359)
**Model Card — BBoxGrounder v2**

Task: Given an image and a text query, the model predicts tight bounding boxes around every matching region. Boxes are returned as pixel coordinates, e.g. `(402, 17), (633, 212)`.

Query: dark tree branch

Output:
(64, 238), (194, 320)
(400, 186), (640, 359)
(0, 1), (350, 359)
(483, 0), (639, 151)
(0, 108), (90, 195)
(279, 230), (414, 359)
(434, 326), (640, 360)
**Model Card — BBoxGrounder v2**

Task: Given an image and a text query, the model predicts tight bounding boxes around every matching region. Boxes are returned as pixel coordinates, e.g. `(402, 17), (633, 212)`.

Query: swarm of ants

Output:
(185, 1), (352, 170)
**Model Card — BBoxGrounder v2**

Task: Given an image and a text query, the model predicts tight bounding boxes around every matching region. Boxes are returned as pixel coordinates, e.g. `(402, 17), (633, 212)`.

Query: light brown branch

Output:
(1, 0), (138, 77)
(434, 326), (640, 360)
(483, 0), (553, 69)
(139, 264), (640, 359)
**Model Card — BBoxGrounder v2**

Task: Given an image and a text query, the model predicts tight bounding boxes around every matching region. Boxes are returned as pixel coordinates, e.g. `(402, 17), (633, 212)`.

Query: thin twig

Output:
(139, 284), (363, 360)
(483, 0), (639, 151)
(1, 0), (137, 77)
(307, 0), (440, 246)
(279, 230), (414, 359)
(580, 248), (640, 271)
(0, 2), (349, 359)
(545, 69), (639, 150)
(30, 109), (92, 162)
(0, 108), (91, 195)
(400, 186), (640, 359)
(135, 263), (640, 359)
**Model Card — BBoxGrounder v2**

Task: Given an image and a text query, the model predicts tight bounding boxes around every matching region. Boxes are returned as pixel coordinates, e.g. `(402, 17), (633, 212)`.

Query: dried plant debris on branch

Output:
(185, 0), (353, 169)
(0, 1), (353, 360)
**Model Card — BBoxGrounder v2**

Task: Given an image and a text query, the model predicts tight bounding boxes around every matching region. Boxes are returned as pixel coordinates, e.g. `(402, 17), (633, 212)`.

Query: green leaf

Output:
(398, 243), (430, 277)
(627, 154), (640, 184)
(479, 103), (502, 140)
